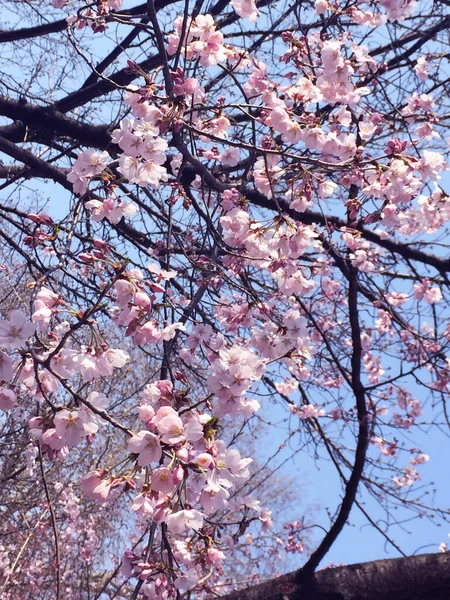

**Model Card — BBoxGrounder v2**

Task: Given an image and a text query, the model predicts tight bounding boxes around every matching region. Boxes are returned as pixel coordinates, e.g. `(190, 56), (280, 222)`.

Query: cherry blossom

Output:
(80, 470), (112, 502)
(0, 310), (35, 348)
(0, 388), (16, 411)
(0, 351), (14, 381)
(67, 150), (110, 195)
(53, 409), (98, 447)
(128, 430), (162, 466)
(231, 0), (259, 21)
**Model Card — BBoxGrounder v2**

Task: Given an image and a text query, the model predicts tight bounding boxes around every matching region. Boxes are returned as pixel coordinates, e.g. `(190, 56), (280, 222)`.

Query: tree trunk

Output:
(220, 552), (450, 600)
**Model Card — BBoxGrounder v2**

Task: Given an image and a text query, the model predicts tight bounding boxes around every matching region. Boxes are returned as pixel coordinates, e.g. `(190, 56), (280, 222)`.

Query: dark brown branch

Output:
(0, 96), (111, 148)
(0, 19), (68, 43)
(299, 257), (368, 578)
(0, 135), (72, 190)
(384, 15), (450, 69)
(0, 1), (151, 44)
(81, 20), (149, 89)
(219, 552), (450, 600)
(370, 14), (450, 60)
(174, 156), (450, 274)
(53, 0), (266, 114)
(242, 188), (450, 274)
(38, 445), (61, 600)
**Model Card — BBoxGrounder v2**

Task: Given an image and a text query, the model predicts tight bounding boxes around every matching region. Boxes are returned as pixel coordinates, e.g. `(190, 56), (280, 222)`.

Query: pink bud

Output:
(93, 238), (109, 251)
(147, 281), (166, 294)
(153, 505), (168, 522)
(124, 59), (140, 73)
(183, 77), (199, 95)
(27, 213), (54, 225)
(176, 447), (189, 462)
(172, 465), (184, 484)
(78, 253), (96, 263)
(135, 292), (152, 309)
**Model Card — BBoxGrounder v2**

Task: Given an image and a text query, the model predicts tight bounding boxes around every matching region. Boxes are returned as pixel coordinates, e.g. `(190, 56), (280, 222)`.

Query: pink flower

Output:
(220, 208), (250, 246)
(32, 305), (53, 328)
(200, 483), (229, 512)
(194, 453), (214, 469)
(184, 419), (204, 442)
(414, 280), (442, 304)
(260, 507), (273, 531)
(0, 388), (16, 411)
(68, 150), (109, 195)
(141, 135), (168, 163)
(133, 320), (163, 345)
(128, 430), (162, 466)
(230, 0), (259, 21)
(415, 122), (439, 140)
(318, 180), (339, 198)
(95, 348), (130, 376)
(172, 465), (184, 484)
(74, 150), (109, 176)
(419, 150), (446, 180)
(424, 287), (443, 304)
(118, 132), (143, 157)
(32, 287), (60, 328)
(85, 391), (109, 426)
(80, 470), (111, 502)
(107, 200), (139, 224)
(0, 351), (14, 380)
(191, 14), (216, 40)
(220, 147), (241, 166)
(411, 453), (429, 465)
(139, 404), (156, 424)
(174, 569), (198, 592)
(147, 262), (178, 281)
(0, 310), (36, 348)
(140, 382), (162, 405)
(253, 156), (283, 198)
(298, 405), (325, 420)
(166, 509), (204, 534)
(35, 286), (59, 307)
(206, 546), (225, 564)
(131, 492), (155, 517)
(151, 467), (174, 493)
(85, 197), (138, 224)
(28, 416), (45, 439)
(314, 0), (328, 14)
(118, 156), (168, 188)
(54, 409), (98, 447)
(414, 56), (429, 80)
(41, 428), (66, 451)
(380, 0), (417, 21)
(161, 322), (186, 341)
(183, 77), (199, 95)
(157, 379), (174, 401)
(155, 406), (184, 444)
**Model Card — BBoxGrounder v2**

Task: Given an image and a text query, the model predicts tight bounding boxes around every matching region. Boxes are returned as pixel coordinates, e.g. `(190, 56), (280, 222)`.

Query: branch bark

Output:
(219, 552), (450, 600)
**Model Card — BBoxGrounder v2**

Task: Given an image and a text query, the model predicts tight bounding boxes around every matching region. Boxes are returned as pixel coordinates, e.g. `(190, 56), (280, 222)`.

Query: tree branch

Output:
(219, 552), (450, 600)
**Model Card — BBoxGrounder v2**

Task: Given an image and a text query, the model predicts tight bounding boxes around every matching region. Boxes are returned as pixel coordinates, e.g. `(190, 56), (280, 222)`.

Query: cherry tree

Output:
(1, 0), (450, 598)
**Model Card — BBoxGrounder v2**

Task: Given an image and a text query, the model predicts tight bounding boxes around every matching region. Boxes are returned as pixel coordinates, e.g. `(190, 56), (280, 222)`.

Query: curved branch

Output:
(0, 135), (72, 189)
(298, 260), (369, 579)
(0, 96), (111, 148)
